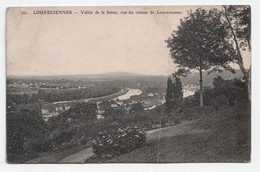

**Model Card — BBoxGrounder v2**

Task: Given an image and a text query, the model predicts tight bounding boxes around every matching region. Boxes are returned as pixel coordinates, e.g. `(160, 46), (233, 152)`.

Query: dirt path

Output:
(59, 119), (201, 163)
(60, 147), (94, 163)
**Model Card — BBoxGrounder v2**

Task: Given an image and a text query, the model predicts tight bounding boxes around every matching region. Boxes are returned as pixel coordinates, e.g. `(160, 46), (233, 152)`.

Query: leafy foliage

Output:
(7, 109), (47, 162)
(223, 5), (251, 100)
(130, 102), (144, 114)
(166, 8), (236, 106)
(47, 103), (97, 130)
(193, 76), (248, 108)
(166, 77), (183, 112)
(166, 8), (235, 71)
(92, 126), (146, 158)
(212, 76), (248, 104)
(224, 5), (251, 50)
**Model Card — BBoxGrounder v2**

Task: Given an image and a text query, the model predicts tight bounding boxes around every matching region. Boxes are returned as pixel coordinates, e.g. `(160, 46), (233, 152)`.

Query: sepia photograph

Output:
(6, 5), (251, 164)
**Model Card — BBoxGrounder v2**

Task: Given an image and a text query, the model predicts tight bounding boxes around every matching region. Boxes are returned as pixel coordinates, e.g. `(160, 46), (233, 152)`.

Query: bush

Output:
(179, 106), (200, 120)
(161, 117), (168, 126)
(174, 118), (181, 124)
(92, 126), (146, 158)
(208, 95), (230, 110)
(213, 76), (248, 106)
(193, 76), (248, 108)
(7, 109), (47, 162)
(79, 136), (89, 145)
(52, 129), (75, 146)
(199, 106), (216, 116)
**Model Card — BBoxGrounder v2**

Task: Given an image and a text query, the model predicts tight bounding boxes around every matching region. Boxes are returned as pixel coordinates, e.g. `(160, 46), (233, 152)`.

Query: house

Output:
(148, 92), (154, 97)
(111, 103), (118, 108)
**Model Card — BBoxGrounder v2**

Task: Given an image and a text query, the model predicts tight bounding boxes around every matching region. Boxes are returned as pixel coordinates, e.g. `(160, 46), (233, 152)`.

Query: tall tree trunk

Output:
(223, 6), (251, 101)
(38, 102), (42, 116)
(199, 68), (203, 107)
(248, 66), (251, 101)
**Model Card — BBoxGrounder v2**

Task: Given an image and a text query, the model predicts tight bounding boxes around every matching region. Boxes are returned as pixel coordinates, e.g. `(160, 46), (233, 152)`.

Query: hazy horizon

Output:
(6, 68), (246, 79)
(6, 71), (168, 77)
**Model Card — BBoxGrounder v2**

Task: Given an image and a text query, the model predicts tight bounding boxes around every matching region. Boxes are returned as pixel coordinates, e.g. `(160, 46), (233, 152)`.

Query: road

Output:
(59, 120), (201, 163)
(60, 147), (94, 163)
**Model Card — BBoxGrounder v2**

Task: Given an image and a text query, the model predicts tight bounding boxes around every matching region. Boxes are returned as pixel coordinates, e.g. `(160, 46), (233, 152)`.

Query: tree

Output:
(166, 8), (235, 107)
(130, 102), (144, 114)
(7, 109), (47, 162)
(63, 103), (97, 122)
(223, 5), (251, 101)
(174, 77), (183, 105)
(165, 76), (183, 113)
(166, 77), (174, 112)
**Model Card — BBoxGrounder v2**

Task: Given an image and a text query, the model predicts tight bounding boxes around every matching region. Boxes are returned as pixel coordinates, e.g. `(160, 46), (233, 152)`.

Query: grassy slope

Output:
(102, 102), (251, 163)
(25, 143), (92, 163)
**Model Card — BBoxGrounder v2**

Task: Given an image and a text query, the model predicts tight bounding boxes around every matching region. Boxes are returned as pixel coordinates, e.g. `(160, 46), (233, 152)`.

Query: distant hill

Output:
(98, 72), (145, 77)
(7, 72), (158, 80)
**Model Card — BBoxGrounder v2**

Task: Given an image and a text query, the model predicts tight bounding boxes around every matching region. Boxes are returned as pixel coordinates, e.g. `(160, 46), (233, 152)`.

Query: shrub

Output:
(79, 136), (89, 145)
(213, 76), (248, 106)
(199, 106), (216, 116)
(52, 129), (75, 146)
(208, 95), (230, 110)
(130, 103), (144, 114)
(178, 106), (200, 120)
(174, 118), (181, 124)
(161, 117), (168, 126)
(35, 139), (53, 153)
(92, 126), (146, 158)
(7, 109), (47, 162)
(193, 77), (248, 108)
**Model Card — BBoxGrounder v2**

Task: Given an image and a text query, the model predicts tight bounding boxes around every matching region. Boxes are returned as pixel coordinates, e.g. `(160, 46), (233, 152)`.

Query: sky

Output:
(6, 6), (251, 76)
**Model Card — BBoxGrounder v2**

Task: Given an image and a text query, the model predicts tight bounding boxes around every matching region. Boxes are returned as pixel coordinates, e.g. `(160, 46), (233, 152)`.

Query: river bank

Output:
(42, 89), (129, 120)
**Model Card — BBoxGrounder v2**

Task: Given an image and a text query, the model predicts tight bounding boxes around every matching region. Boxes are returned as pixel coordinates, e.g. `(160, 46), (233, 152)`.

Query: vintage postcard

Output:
(6, 6), (251, 163)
